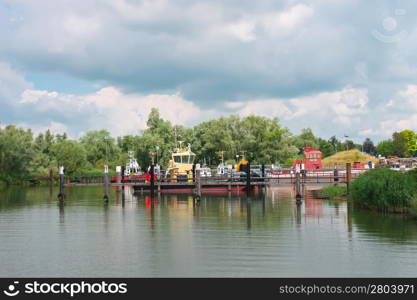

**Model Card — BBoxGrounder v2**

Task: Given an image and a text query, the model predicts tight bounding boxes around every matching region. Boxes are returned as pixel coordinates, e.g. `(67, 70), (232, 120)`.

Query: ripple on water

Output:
(1, 186), (417, 277)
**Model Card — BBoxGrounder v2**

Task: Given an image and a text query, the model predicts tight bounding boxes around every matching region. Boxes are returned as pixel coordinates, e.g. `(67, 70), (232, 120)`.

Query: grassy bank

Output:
(349, 168), (417, 215)
(322, 149), (378, 168)
(317, 185), (347, 200)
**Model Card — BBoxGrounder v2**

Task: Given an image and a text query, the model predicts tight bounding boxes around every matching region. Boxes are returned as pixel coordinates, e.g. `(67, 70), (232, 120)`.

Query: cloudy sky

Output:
(0, 0), (416, 142)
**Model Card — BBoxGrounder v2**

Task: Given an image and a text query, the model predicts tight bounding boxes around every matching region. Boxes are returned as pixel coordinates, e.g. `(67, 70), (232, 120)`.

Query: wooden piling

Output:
(104, 165), (109, 201)
(195, 169), (201, 196)
(116, 166), (122, 184)
(58, 166), (65, 200)
(121, 166), (125, 189)
(346, 162), (352, 193)
(295, 171), (302, 200)
(246, 163), (251, 193)
(150, 164), (155, 198)
(334, 165), (339, 183)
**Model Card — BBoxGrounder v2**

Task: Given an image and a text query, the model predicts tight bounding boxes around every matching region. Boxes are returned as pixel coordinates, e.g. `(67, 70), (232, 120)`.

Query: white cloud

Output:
(0, 62), (32, 102)
(261, 4), (314, 35)
(15, 86), (217, 137)
(225, 20), (256, 42)
(17, 121), (69, 137)
(222, 87), (369, 138)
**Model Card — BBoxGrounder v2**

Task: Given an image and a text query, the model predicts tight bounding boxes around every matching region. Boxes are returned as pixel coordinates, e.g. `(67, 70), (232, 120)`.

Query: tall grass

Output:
(349, 168), (416, 212)
(320, 185), (347, 198)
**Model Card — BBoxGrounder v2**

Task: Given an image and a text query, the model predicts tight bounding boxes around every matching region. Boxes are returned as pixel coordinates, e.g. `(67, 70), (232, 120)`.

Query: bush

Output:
(349, 168), (416, 212)
(406, 168), (417, 186)
(320, 185), (347, 198)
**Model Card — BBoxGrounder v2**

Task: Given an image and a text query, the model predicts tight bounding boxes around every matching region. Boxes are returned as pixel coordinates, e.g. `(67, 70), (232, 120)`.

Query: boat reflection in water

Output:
(2, 185), (417, 277)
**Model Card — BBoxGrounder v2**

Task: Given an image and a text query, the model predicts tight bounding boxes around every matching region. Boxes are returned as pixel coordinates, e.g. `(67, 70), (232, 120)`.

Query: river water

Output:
(0, 185), (417, 277)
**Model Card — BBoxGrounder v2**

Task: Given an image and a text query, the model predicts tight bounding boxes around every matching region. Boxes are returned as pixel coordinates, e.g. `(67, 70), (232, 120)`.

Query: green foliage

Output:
(320, 185), (347, 198)
(406, 168), (417, 185)
(293, 128), (319, 151)
(51, 140), (88, 175)
(392, 131), (408, 157)
(317, 138), (336, 158)
(2, 108), (417, 186)
(0, 125), (34, 184)
(400, 129), (417, 157)
(193, 115), (297, 165)
(375, 130), (417, 158)
(376, 140), (395, 157)
(79, 130), (121, 168)
(349, 168), (417, 212)
(362, 138), (375, 154)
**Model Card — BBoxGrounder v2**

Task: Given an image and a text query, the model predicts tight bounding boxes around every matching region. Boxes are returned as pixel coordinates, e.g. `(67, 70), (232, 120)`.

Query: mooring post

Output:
(346, 162), (352, 194)
(49, 168), (53, 187)
(116, 166), (122, 184)
(246, 163), (251, 194)
(58, 166), (65, 200)
(295, 171), (302, 201)
(192, 163), (196, 182)
(121, 166), (125, 190)
(150, 164), (155, 198)
(261, 164), (265, 178)
(104, 165), (109, 201)
(334, 165), (339, 184)
(195, 169), (201, 196)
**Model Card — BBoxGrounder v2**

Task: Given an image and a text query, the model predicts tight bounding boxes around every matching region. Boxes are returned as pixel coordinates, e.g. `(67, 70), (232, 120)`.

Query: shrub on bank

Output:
(320, 185), (347, 198)
(406, 169), (417, 186)
(349, 168), (417, 212)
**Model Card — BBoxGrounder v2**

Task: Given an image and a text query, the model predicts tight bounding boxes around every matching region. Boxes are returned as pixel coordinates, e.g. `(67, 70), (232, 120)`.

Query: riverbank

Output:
(317, 168), (417, 217)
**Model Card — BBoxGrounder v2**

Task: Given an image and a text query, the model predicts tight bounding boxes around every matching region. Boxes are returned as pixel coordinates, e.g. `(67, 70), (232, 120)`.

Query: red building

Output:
(293, 146), (323, 170)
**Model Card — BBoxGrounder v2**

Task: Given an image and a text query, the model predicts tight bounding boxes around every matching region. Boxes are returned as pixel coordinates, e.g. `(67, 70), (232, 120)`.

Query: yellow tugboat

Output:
(166, 142), (195, 181)
(235, 151), (249, 172)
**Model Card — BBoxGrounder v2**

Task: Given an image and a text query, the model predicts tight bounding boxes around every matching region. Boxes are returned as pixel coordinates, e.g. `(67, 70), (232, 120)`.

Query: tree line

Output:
(0, 108), (415, 184)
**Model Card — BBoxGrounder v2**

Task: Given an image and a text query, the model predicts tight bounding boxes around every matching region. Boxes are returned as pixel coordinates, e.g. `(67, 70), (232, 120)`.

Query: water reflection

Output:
(352, 209), (417, 243)
(0, 185), (417, 277)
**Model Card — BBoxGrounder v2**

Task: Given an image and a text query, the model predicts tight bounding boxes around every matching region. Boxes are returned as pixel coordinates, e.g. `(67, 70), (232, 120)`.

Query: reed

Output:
(349, 168), (416, 213)
(320, 185), (347, 198)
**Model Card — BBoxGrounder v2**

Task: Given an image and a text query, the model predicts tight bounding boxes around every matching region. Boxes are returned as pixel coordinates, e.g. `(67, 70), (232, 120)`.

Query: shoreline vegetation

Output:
(0, 107), (416, 187)
(314, 185), (347, 200)
(318, 168), (417, 217)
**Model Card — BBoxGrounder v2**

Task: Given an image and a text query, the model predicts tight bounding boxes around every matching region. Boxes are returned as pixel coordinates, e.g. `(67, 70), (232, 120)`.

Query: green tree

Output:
(51, 140), (87, 175)
(392, 131), (408, 157)
(0, 125), (34, 184)
(79, 130), (121, 169)
(362, 138), (375, 154)
(400, 129), (417, 157)
(376, 140), (395, 157)
(328, 135), (344, 152)
(29, 130), (56, 176)
(293, 128), (319, 152)
(134, 108), (178, 168)
(317, 138), (336, 158)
